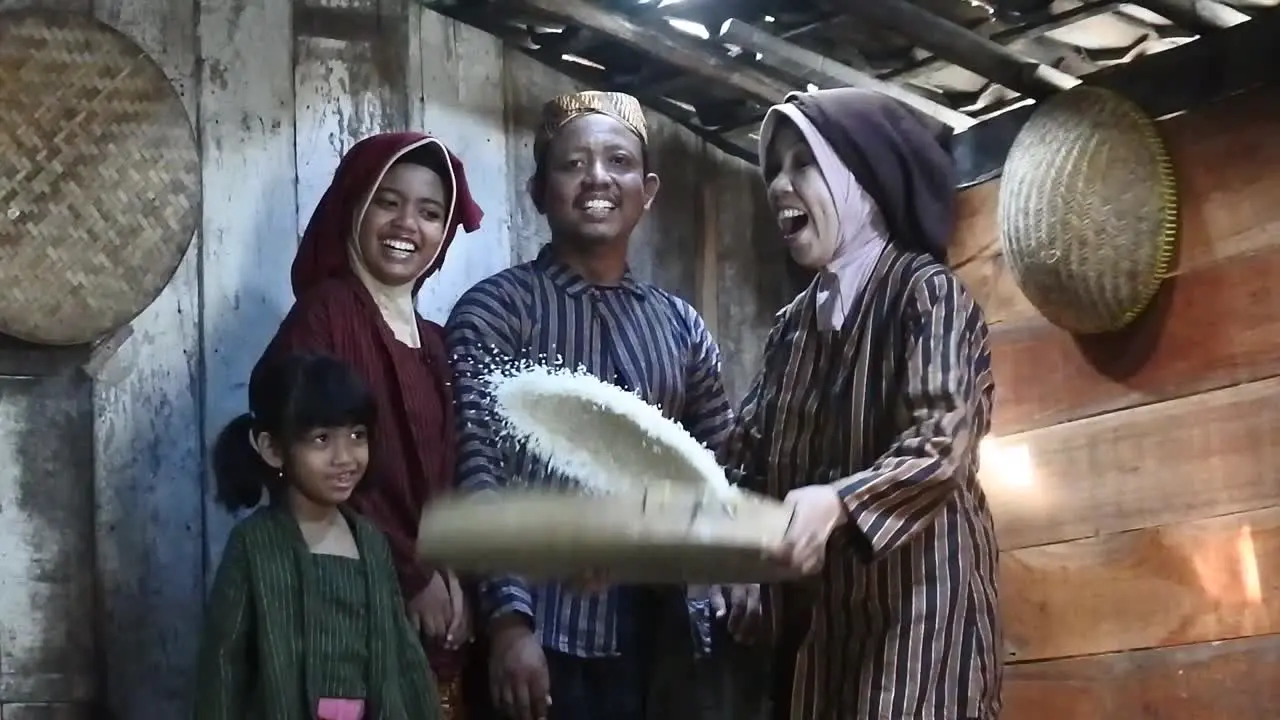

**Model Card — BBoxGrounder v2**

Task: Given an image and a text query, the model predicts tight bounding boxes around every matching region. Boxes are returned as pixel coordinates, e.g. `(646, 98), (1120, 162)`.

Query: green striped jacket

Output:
(194, 505), (441, 719)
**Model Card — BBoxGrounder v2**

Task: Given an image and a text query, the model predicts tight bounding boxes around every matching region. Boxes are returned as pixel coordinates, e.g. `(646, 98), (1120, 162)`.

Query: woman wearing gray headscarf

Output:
(722, 88), (1001, 720)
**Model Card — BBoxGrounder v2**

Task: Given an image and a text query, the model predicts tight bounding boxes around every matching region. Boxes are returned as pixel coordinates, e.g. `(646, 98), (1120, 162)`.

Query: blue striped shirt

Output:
(444, 244), (734, 657)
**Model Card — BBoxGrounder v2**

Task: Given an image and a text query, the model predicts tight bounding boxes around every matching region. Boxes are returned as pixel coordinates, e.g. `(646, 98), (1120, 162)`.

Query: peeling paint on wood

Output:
(199, 0), (298, 576)
(294, 34), (405, 228)
(0, 0), (88, 11)
(412, 8), (512, 322)
(294, 0), (410, 233)
(88, 0), (205, 717)
(0, 374), (95, 705)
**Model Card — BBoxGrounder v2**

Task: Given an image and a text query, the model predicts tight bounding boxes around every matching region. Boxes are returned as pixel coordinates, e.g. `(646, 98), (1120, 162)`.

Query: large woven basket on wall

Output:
(997, 86), (1178, 334)
(0, 10), (201, 346)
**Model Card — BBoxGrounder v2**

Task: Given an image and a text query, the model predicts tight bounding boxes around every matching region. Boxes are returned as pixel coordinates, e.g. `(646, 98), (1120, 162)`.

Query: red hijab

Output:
(290, 132), (484, 297)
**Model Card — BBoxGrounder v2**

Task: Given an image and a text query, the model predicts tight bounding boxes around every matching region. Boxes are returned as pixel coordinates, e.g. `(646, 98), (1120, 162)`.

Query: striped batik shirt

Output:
(444, 243), (734, 657)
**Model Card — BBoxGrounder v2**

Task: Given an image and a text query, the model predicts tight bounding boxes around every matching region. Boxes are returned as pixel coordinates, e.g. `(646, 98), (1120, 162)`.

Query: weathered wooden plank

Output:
(1003, 633), (1280, 719)
(89, 0), (204, 716)
(1002, 506), (1280, 662)
(0, 374), (94, 704)
(988, 236), (1280, 435)
(0, 704), (93, 720)
(707, 154), (794, 402)
(627, 113), (705, 304)
(411, 8), (512, 322)
(294, 0), (410, 231)
(951, 89), (1280, 327)
(293, 35), (400, 226)
(199, 0), (297, 575)
(697, 182), (719, 337)
(501, 49), (579, 265)
(982, 377), (1280, 551)
(0, 0), (88, 11)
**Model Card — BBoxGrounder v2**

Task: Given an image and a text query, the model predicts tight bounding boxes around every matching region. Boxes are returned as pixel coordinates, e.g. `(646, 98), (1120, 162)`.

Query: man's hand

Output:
(488, 614), (551, 720)
(710, 583), (763, 644)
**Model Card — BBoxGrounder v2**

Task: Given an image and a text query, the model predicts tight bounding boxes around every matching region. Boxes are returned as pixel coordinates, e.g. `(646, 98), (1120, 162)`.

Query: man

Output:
(445, 91), (758, 720)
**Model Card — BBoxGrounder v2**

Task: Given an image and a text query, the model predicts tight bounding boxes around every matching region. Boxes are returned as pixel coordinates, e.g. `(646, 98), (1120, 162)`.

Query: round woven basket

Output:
(0, 10), (201, 346)
(997, 86), (1178, 334)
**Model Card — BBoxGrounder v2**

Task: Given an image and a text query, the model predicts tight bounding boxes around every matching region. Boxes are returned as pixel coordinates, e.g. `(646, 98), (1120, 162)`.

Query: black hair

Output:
(528, 128), (653, 214)
(211, 352), (378, 512)
(392, 143), (454, 209)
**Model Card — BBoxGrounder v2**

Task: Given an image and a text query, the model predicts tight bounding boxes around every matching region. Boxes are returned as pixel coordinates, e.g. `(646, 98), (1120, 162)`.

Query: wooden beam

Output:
(885, 0), (1121, 83)
(507, 0), (794, 101)
(952, 9), (1280, 186)
(0, 334), (91, 379)
(294, 2), (382, 41)
(1130, 0), (1251, 31)
(719, 19), (976, 129)
(842, 0), (1082, 96)
(652, 0), (763, 28)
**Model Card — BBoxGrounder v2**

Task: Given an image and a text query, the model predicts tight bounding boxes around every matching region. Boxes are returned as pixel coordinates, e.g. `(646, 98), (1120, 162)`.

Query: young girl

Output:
(195, 352), (441, 720)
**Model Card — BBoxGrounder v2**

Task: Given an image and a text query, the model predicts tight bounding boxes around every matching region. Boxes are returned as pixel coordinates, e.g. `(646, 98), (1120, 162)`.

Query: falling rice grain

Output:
(487, 364), (734, 498)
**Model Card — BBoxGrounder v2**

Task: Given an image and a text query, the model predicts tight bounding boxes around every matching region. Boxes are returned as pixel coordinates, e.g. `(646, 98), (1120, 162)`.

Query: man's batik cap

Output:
(534, 90), (648, 159)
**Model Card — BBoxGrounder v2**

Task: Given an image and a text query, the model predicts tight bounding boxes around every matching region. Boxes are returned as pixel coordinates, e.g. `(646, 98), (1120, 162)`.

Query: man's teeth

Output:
(777, 208), (804, 222)
(583, 200), (615, 211)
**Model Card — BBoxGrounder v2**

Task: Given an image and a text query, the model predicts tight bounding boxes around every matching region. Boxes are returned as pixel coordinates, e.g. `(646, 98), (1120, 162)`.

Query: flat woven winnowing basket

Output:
(0, 10), (200, 345)
(997, 86), (1178, 334)
(417, 484), (800, 585)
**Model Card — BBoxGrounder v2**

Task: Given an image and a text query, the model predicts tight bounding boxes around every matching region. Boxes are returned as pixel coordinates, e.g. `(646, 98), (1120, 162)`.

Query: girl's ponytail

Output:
(211, 413), (276, 512)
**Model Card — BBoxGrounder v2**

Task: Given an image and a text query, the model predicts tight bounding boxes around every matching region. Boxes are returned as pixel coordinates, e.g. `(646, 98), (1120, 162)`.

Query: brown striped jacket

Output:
(726, 246), (1002, 720)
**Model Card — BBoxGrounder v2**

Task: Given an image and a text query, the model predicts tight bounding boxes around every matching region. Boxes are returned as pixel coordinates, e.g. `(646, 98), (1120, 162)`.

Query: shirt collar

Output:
(534, 244), (645, 298)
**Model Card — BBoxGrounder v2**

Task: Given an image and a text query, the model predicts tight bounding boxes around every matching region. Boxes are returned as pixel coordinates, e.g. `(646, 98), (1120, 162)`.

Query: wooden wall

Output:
(12, 0), (1270, 716)
(949, 88), (1280, 718)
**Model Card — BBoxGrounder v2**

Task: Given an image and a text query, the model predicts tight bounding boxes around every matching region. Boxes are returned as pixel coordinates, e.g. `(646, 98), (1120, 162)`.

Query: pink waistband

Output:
(317, 698), (365, 720)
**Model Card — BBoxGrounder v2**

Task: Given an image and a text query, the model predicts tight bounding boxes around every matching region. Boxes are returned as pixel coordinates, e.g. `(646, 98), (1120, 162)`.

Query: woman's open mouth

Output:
(777, 207), (810, 238)
(381, 237), (418, 260)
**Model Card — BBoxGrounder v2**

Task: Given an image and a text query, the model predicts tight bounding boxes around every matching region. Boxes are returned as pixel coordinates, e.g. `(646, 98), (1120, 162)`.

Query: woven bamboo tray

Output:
(417, 484), (801, 585)
(997, 86), (1178, 334)
(0, 10), (201, 346)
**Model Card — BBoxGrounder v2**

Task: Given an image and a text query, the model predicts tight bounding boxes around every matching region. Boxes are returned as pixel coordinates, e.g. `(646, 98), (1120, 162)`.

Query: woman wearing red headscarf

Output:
(257, 132), (484, 719)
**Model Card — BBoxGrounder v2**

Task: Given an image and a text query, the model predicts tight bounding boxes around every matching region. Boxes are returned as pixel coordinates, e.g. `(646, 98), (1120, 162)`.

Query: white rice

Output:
(487, 364), (734, 498)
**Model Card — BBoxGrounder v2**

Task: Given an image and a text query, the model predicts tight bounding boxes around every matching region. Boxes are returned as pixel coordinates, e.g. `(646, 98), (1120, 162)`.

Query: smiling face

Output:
(353, 160), (450, 287)
(763, 121), (840, 270)
(255, 424), (370, 508)
(538, 113), (659, 249)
